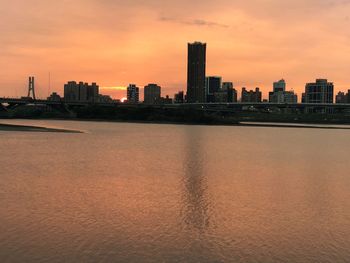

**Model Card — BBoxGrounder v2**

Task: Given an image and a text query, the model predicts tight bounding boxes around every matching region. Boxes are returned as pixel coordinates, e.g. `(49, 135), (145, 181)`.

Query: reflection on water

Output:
(182, 127), (210, 232)
(0, 120), (350, 262)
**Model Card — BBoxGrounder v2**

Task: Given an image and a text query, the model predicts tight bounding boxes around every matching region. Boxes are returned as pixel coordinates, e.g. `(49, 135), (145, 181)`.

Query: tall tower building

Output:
(186, 42), (206, 103)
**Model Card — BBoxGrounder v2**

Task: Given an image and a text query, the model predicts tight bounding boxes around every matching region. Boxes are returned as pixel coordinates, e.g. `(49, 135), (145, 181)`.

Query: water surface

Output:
(0, 120), (349, 262)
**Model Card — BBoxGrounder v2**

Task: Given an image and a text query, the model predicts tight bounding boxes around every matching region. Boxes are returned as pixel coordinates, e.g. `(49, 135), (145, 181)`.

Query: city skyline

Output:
(1, 44), (347, 103)
(2, 0), (350, 99)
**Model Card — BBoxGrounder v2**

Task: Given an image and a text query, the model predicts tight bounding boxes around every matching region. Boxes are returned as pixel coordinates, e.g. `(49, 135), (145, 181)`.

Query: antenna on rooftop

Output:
(48, 72), (51, 97)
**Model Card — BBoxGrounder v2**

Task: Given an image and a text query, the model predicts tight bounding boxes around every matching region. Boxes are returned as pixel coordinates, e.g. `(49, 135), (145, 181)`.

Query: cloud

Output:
(159, 16), (229, 28)
(101, 86), (127, 91)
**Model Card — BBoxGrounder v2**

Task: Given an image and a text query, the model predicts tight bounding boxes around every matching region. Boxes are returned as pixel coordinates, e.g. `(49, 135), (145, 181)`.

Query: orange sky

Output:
(1, 0), (350, 100)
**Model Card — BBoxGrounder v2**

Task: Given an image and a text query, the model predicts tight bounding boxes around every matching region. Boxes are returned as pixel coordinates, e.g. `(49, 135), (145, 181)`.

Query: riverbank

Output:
(3, 103), (350, 126)
(239, 122), (350, 130)
(0, 123), (83, 133)
(1, 118), (350, 132)
(66, 118), (350, 129)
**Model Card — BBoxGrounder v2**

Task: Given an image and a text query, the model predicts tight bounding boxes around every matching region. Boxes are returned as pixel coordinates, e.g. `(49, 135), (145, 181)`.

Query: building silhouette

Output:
(47, 92), (61, 102)
(302, 93), (306, 103)
(127, 84), (139, 103)
(269, 91), (297, 103)
(98, 94), (114, 103)
(213, 91), (227, 103)
(174, 91), (185, 103)
(159, 95), (173, 104)
(222, 82), (233, 91)
(205, 76), (221, 103)
(304, 79), (334, 103)
(187, 42), (206, 103)
(144, 84), (161, 104)
(64, 81), (99, 102)
(222, 82), (238, 103)
(273, 79), (286, 92)
(336, 90), (350, 103)
(241, 87), (262, 103)
(212, 82), (238, 103)
(269, 80), (297, 103)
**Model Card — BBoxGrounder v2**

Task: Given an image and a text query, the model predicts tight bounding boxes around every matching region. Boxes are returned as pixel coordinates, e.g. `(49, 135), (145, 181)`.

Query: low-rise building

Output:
(98, 95), (114, 103)
(336, 90), (350, 103)
(174, 91), (184, 103)
(47, 92), (62, 102)
(269, 91), (297, 103)
(159, 95), (173, 104)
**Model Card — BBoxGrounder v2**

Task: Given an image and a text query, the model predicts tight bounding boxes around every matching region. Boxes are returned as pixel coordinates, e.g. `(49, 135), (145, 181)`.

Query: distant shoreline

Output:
(1, 118), (350, 131)
(75, 118), (350, 129)
(3, 103), (350, 128)
(239, 122), (350, 130)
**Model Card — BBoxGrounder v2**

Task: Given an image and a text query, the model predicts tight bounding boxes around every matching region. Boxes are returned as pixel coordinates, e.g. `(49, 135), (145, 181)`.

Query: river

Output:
(0, 120), (349, 262)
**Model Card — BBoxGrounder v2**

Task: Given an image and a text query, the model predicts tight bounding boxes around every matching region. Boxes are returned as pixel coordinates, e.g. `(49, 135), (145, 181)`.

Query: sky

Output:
(1, 0), (350, 100)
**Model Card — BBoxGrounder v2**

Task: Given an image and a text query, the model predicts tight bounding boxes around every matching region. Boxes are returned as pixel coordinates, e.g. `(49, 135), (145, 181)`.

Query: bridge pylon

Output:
(27, 76), (36, 100)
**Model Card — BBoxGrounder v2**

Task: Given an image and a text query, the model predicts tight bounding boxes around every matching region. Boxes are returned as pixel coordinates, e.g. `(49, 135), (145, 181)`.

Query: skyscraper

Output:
(187, 42), (206, 103)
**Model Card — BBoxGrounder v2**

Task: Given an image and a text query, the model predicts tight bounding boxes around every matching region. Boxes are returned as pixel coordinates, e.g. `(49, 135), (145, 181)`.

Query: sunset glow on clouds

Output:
(1, 0), (350, 99)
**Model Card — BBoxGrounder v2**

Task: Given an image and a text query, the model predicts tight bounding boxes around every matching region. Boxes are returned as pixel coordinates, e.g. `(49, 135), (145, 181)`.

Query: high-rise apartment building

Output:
(273, 79), (286, 92)
(144, 84), (161, 104)
(127, 84), (139, 103)
(269, 79), (297, 103)
(304, 79), (333, 103)
(205, 76), (221, 103)
(64, 81), (99, 102)
(187, 42), (206, 103)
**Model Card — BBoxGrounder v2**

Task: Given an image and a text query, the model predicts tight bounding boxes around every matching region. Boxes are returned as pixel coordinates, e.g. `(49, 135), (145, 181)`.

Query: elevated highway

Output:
(1, 97), (350, 113)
